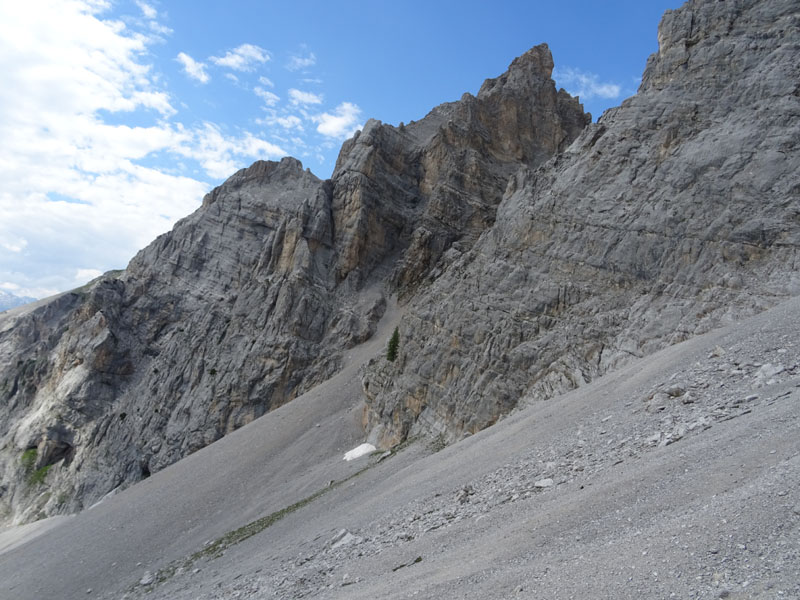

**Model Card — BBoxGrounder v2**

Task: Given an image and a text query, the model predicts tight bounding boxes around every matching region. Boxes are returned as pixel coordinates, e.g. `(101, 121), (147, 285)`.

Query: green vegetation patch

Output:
(29, 464), (52, 486)
(20, 448), (37, 471)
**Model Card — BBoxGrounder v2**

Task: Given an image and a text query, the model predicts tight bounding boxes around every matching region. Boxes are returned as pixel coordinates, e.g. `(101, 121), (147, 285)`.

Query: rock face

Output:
(1, 0), (798, 526)
(361, 0), (800, 446)
(0, 45), (588, 523)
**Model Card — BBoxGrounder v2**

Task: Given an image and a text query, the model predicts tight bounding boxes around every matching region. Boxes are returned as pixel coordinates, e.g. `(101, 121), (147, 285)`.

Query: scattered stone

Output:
(666, 385), (686, 398)
(331, 530), (362, 550)
(139, 572), (155, 586)
(457, 485), (475, 504)
(534, 478), (554, 488)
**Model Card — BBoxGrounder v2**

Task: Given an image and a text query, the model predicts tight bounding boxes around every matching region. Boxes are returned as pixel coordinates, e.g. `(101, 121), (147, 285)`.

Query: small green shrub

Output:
(29, 464), (51, 486)
(387, 327), (400, 362)
(20, 448), (37, 472)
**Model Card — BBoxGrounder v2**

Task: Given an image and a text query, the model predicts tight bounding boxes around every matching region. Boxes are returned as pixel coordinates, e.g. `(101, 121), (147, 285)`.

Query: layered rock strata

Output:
(0, 45), (587, 523)
(362, 0), (800, 446)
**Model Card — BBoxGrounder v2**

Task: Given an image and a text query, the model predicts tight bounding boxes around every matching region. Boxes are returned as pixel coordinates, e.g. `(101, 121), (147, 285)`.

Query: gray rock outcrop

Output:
(361, 0), (800, 446)
(1, 0), (797, 527)
(0, 45), (588, 523)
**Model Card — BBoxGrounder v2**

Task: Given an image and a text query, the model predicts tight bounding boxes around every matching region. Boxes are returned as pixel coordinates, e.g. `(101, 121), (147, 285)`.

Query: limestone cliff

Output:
(361, 0), (800, 446)
(0, 45), (587, 523)
(2, 0), (797, 526)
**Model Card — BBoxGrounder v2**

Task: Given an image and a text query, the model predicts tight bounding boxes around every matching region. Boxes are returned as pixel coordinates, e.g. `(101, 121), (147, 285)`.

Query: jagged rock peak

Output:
(478, 43), (555, 97)
(233, 156), (306, 182)
(200, 156), (319, 212)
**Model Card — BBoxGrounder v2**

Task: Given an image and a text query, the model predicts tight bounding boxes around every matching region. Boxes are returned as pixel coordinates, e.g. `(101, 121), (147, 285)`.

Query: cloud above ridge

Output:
(312, 102), (363, 139)
(554, 67), (621, 100)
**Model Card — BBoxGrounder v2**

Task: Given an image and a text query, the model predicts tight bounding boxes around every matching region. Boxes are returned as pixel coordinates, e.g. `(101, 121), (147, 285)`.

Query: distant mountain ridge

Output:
(0, 0), (798, 526)
(0, 291), (36, 313)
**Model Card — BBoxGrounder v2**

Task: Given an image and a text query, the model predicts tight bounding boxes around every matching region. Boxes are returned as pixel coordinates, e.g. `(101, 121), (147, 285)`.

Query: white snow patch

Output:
(343, 443), (375, 461)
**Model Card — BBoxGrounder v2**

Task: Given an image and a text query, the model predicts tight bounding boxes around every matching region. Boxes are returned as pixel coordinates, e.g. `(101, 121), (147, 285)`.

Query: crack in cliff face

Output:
(0, 44), (590, 524)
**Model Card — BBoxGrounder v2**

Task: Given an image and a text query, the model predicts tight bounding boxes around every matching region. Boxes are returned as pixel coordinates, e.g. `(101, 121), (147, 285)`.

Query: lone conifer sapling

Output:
(387, 327), (399, 362)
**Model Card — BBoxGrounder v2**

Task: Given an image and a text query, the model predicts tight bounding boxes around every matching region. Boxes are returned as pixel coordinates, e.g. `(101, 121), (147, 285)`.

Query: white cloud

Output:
(135, 0), (157, 19)
(0, 1), (287, 298)
(75, 268), (103, 282)
(254, 86), (280, 106)
(554, 67), (621, 100)
(288, 88), (323, 106)
(287, 51), (316, 71)
(258, 114), (304, 131)
(1, 238), (27, 253)
(275, 115), (303, 130)
(177, 52), (210, 83)
(258, 76), (274, 87)
(312, 102), (363, 139)
(211, 43), (270, 71)
(172, 123), (286, 179)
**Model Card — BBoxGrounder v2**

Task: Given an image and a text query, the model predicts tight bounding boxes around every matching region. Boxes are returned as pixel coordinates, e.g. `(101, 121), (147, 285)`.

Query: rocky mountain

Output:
(0, 45), (588, 524)
(0, 0), (798, 530)
(361, 0), (800, 446)
(0, 291), (36, 313)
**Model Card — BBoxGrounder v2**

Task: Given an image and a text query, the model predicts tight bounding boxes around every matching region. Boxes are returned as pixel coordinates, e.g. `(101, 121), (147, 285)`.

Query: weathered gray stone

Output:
(361, 0), (800, 447)
(1, 0), (798, 529)
(0, 45), (588, 524)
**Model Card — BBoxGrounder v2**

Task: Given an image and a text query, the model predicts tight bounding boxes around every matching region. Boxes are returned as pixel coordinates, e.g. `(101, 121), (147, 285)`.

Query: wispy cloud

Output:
(1, 238), (27, 253)
(176, 52), (210, 83)
(135, 0), (157, 19)
(554, 67), (621, 100)
(258, 114), (304, 131)
(258, 75), (274, 88)
(171, 123), (286, 179)
(0, 1), (286, 298)
(254, 86), (280, 106)
(312, 102), (362, 139)
(211, 43), (270, 71)
(133, 0), (171, 38)
(288, 88), (323, 106)
(287, 51), (316, 71)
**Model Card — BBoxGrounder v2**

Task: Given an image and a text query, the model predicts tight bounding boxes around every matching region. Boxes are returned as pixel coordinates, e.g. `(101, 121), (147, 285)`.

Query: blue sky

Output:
(0, 0), (681, 299)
